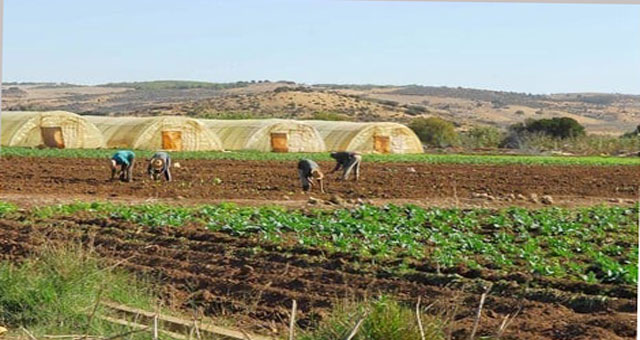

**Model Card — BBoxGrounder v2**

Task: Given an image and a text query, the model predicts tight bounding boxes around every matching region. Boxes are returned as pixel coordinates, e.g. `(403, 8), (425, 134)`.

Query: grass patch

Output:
(2, 147), (640, 166)
(0, 245), (161, 338)
(300, 296), (445, 340)
(0, 201), (18, 218)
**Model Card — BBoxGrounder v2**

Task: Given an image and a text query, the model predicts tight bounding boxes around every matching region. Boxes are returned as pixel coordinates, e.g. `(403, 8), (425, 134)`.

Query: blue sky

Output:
(3, 0), (640, 94)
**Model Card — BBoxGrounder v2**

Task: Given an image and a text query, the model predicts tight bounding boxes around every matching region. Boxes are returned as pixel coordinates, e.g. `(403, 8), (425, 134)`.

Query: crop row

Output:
(9, 201), (638, 285)
(3, 146), (640, 166)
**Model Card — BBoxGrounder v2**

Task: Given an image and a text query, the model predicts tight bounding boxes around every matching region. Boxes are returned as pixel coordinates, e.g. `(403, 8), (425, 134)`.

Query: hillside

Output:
(2, 81), (639, 134)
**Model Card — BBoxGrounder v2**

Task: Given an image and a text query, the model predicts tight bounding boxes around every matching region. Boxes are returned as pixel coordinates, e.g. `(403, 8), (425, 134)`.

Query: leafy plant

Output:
(14, 201), (639, 285)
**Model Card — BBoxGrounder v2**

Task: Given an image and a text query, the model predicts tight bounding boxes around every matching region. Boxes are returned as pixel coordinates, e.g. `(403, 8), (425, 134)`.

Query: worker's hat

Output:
(152, 158), (164, 169)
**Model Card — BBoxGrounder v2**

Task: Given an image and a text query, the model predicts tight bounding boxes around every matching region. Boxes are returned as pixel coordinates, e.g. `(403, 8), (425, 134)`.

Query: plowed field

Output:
(1, 156), (639, 204)
(0, 216), (636, 340)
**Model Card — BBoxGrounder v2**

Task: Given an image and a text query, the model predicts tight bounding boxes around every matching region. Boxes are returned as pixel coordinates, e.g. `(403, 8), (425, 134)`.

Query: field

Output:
(1, 152), (640, 208)
(1, 149), (638, 339)
(0, 202), (637, 339)
(3, 146), (640, 165)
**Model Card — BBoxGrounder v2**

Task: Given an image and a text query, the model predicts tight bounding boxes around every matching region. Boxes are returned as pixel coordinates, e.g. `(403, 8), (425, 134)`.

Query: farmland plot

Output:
(1, 156), (639, 207)
(0, 202), (637, 339)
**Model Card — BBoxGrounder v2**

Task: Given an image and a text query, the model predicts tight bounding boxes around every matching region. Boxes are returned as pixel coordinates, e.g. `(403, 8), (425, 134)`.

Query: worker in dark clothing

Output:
(110, 150), (135, 182)
(329, 151), (362, 181)
(297, 159), (324, 193)
(147, 151), (172, 181)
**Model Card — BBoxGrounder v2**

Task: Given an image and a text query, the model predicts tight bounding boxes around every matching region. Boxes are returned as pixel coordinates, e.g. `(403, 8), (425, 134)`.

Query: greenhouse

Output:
(306, 121), (423, 154)
(201, 119), (326, 152)
(85, 115), (222, 151)
(1, 111), (105, 149)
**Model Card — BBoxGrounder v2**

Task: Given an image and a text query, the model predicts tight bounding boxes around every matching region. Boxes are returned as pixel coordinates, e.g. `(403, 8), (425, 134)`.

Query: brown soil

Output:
(1, 156), (639, 206)
(0, 216), (635, 340)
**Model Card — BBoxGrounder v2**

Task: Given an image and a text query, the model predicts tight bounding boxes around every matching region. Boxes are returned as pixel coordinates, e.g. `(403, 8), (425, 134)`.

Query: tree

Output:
(408, 117), (459, 147)
(509, 117), (585, 139)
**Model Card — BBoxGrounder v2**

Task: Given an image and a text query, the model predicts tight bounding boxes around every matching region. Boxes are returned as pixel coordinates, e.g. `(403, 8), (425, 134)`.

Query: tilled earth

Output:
(0, 216), (636, 340)
(1, 156), (639, 204)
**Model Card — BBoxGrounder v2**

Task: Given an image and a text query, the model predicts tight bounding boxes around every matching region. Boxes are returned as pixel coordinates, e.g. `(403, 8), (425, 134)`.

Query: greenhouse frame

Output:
(201, 119), (326, 152)
(85, 115), (223, 151)
(1, 111), (105, 149)
(305, 121), (423, 154)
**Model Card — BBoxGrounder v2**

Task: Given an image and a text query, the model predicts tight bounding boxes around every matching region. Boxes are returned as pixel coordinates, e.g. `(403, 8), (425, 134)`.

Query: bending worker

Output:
(297, 158), (324, 193)
(329, 151), (362, 181)
(110, 150), (135, 182)
(147, 151), (172, 181)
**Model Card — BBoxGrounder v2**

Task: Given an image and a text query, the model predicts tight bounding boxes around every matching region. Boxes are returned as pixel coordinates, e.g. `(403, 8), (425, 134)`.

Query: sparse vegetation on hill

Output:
(308, 111), (351, 121)
(390, 85), (547, 107)
(101, 80), (251, 90)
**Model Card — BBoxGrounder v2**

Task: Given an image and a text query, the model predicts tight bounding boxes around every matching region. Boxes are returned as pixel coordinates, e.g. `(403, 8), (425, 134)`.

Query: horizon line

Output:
(3, 79), (640, 96)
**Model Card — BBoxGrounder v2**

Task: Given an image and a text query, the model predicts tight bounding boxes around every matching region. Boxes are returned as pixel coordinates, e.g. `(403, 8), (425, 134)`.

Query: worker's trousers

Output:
(342, 155), (361, 180)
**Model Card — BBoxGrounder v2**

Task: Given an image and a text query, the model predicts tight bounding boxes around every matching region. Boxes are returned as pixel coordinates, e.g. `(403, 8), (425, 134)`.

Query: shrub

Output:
(374, 99), (399, 107)
(199, 111), (266, 120)
(500, 132), (640, 155)
(300, 296), (445, 340)
(622, 125), (640, 138)
(309, 111), (351, 121)
(515, 110), (525, 115)
(509, 117), (585, 139)
(405, 105), (428, 116)
(408, 117), (459, 147)
(460, 126), (505, 149)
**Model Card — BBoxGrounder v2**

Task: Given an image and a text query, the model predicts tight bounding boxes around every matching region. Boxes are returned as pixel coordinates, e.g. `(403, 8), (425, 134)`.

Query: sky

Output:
(3, 0), (640, 94)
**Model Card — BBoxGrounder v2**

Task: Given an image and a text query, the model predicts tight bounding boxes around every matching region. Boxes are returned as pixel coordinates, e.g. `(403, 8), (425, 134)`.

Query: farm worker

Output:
(297, 159), (325, 193)
(329, 151), (362, 181)
(147, 151), (172, 181)
(109, 150), (135, 182)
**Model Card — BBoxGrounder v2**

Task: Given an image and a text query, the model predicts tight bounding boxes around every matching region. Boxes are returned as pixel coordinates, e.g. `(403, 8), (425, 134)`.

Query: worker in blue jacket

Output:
(109, 150), (135, 182)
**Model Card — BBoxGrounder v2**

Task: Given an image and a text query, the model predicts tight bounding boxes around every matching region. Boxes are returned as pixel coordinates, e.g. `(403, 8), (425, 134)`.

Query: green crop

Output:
(3, 146), (640, 166)
(0, 202), (18, 218)
(14, 201), (640, 285)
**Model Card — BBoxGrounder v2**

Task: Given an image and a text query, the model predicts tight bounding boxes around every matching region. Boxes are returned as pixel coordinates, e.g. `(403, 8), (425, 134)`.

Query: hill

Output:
(2, 81), (638, 134)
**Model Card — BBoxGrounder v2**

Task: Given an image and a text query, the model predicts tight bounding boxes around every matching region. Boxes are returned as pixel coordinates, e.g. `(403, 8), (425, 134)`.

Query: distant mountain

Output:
(3, 81), (638, 135)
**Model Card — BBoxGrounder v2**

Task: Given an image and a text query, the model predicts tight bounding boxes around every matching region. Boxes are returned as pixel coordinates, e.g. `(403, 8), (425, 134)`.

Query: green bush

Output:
(300, 296), (445, 340)
(309, 111), (351, 121)
(509, 117), (585, 139)
(460, 126), (505, 149)
(408, 117), (459, 148)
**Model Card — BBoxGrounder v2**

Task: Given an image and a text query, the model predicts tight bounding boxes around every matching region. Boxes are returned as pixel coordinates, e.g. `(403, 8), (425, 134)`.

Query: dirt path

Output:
(1, 156), (639, 206)
(1, 216), (635, 340)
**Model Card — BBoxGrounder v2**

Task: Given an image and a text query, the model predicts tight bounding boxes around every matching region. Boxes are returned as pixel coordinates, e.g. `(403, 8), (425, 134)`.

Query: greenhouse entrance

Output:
(373, 135), (391, 154)
(162, 131), (183, 151)
(270, 132), (288, 152)
(40, 127), (65, 148)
